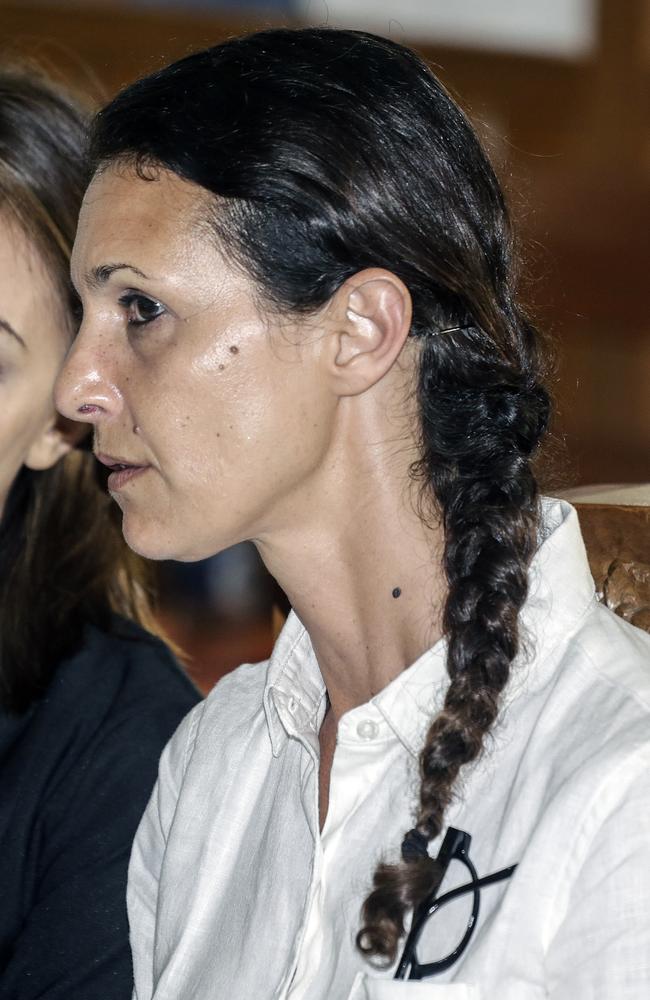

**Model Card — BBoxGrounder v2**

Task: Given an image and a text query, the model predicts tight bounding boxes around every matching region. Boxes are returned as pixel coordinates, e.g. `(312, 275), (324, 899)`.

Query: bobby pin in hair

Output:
(411, 323), (473, 339)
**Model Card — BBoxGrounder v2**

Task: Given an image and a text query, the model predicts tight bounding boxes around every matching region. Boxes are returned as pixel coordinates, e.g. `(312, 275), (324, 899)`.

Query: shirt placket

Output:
(285, 703), (389, 1000)
(272, 690), (325, 1000)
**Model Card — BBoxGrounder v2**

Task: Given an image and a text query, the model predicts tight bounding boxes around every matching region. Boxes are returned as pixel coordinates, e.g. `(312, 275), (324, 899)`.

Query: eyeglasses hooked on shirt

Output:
(394, 827), (517, 981)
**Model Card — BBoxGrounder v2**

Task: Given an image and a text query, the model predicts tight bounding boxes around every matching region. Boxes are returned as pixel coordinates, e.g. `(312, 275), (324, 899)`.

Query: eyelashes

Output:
(118, 291), (166, 328)
(69, 290), (168, 335)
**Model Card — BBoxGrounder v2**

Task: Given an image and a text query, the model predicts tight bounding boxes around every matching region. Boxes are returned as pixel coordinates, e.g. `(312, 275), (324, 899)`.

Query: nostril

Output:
(78, 403), (99, 415)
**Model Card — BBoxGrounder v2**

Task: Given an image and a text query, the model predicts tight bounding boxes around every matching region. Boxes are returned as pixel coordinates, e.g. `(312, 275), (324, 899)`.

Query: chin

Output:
(120, 510), (230, 563)
(120, 512), (181, 562)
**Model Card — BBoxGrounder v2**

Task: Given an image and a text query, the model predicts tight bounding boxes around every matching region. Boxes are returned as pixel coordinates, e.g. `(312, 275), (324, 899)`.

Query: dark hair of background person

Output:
(0, 66), (157, 715)
(88, 28), (552, 964)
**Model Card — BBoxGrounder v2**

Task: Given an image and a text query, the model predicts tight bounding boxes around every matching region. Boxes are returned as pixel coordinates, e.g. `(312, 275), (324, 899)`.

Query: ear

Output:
(327, 268), (412, 397)
(24, 412), (90, 471)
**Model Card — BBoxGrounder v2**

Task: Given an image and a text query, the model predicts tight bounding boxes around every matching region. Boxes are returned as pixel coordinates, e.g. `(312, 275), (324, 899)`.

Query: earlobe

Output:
(331, 269), (413, 394)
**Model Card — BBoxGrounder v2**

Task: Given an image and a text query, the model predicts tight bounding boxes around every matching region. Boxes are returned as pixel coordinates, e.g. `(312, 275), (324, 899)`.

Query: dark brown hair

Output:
(88, 28), (550, 962)
(0, 66), (156, 714)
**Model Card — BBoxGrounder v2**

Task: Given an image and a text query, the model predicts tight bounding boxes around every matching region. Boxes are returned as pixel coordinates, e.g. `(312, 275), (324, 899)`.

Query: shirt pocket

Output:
(347, 972), (479, 1000)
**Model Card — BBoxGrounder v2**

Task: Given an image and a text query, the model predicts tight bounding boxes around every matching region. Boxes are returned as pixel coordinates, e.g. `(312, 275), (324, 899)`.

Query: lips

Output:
(96, 452), (147, 471)
(95, 452), (151, 492)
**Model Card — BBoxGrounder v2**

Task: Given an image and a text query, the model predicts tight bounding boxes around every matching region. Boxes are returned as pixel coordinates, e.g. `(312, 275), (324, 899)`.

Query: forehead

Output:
(72, 165), (210, 279)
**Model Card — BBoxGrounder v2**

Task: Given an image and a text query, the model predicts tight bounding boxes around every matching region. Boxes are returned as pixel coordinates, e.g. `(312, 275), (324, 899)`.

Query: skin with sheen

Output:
(56, 165), (447, 804)
(0, 217), (75, 518)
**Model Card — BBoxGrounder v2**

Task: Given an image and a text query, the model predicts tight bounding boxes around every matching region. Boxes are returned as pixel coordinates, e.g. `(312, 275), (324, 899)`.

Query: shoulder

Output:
(53, 616), (199, 716)
(204, 656), (269, 717)
(30, 618), (201, 786)
(521, 601), (650, 804)
(568, 600), (650, 723)
(167, 658), (270, 776)
(0, 625), (201, 869)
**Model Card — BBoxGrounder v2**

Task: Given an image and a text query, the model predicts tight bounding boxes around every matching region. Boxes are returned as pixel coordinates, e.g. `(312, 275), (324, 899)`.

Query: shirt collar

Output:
(263, 610), (327, 757)
(263, 497), (596, 757)
(516, 496), (596, 693)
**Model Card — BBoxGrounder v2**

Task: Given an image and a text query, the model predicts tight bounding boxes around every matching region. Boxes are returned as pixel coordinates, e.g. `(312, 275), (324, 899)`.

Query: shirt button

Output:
(356, 719), (379, 740)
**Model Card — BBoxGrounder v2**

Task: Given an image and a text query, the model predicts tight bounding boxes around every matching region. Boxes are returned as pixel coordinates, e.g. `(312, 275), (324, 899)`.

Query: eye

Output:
(118, 291), (166, 328)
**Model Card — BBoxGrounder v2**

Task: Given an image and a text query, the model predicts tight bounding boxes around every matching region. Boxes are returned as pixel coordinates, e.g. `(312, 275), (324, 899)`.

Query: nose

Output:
(54, 330), (124, 425)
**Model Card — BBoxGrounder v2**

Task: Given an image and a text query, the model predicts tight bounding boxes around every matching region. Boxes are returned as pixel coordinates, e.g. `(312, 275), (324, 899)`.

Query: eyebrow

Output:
(0, 316), (27, 350)
(83, 262), (152, 289)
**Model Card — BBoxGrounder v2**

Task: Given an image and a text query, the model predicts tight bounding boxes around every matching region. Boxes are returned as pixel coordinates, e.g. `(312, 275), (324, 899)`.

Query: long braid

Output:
(358, 322), (550, 960)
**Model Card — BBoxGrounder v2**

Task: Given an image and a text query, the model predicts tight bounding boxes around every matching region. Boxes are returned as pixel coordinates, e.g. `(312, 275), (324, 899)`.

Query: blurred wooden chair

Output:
(559, 484), (650, 633)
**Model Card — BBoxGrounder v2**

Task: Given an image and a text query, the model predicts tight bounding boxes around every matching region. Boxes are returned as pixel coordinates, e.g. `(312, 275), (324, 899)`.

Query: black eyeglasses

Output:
(394, 827), (517, 981)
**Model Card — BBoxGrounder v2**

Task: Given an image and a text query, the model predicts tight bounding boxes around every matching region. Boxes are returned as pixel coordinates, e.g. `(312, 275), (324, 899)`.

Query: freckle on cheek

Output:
(218, 364), (225, 371)
(229, 345), (239, 355)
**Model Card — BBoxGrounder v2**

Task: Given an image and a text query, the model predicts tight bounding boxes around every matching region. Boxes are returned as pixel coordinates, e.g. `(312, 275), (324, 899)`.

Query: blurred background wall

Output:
(2, 0), (648, 687)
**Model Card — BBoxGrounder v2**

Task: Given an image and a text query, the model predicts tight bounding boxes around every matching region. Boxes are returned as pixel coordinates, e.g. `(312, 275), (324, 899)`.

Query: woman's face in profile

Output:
(57, 167), (337, 563)
(0, 218), (73, 518)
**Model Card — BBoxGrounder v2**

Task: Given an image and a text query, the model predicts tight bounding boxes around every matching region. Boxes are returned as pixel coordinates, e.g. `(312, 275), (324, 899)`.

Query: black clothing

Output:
(0, 619), (199, 999)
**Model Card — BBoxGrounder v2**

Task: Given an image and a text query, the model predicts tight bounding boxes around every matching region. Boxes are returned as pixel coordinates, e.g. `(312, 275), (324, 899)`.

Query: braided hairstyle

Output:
(88, 27), (551, 962)
(360, 320), (548, 959)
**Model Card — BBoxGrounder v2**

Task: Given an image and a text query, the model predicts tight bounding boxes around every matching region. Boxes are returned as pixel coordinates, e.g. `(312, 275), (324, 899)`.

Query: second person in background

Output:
(0, 67), (199, 999)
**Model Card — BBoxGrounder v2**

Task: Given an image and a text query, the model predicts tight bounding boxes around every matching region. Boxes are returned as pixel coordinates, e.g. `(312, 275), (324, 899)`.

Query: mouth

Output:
(95, 452), (151, 492)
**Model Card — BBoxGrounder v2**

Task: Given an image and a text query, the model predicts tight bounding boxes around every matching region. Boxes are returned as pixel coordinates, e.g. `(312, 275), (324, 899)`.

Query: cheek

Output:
(0, 410), (27, 500)
(152, 365), (320, 511)
(164, 387), (285, 496)
(122, 327), (331, 552)
(115, 378), (328, 562)
(192, 368), (318, 487)
(0, 379), (54, 505)
(144, 347), (288, 465)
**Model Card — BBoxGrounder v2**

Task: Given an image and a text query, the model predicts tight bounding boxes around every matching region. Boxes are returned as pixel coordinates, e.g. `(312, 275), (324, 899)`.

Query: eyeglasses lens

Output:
(412, 859), (476, 969)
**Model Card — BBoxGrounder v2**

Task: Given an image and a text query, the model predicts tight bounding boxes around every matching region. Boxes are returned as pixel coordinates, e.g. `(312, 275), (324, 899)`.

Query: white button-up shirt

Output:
(128, 499), (650, 999)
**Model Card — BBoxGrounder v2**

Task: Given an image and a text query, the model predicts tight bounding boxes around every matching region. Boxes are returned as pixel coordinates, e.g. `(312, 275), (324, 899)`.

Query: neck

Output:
(255, 391), (446, 724)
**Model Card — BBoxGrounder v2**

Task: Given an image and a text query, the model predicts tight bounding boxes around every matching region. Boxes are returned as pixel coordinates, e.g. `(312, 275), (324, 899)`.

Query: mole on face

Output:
(229, 344), (239, 355)
(392, 587), (402, 599)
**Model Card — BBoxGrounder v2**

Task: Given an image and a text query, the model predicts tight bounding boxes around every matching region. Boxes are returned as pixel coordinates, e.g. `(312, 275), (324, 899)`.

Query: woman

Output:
(56, 29), (650, 999)
(0, 68), (199, 998)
